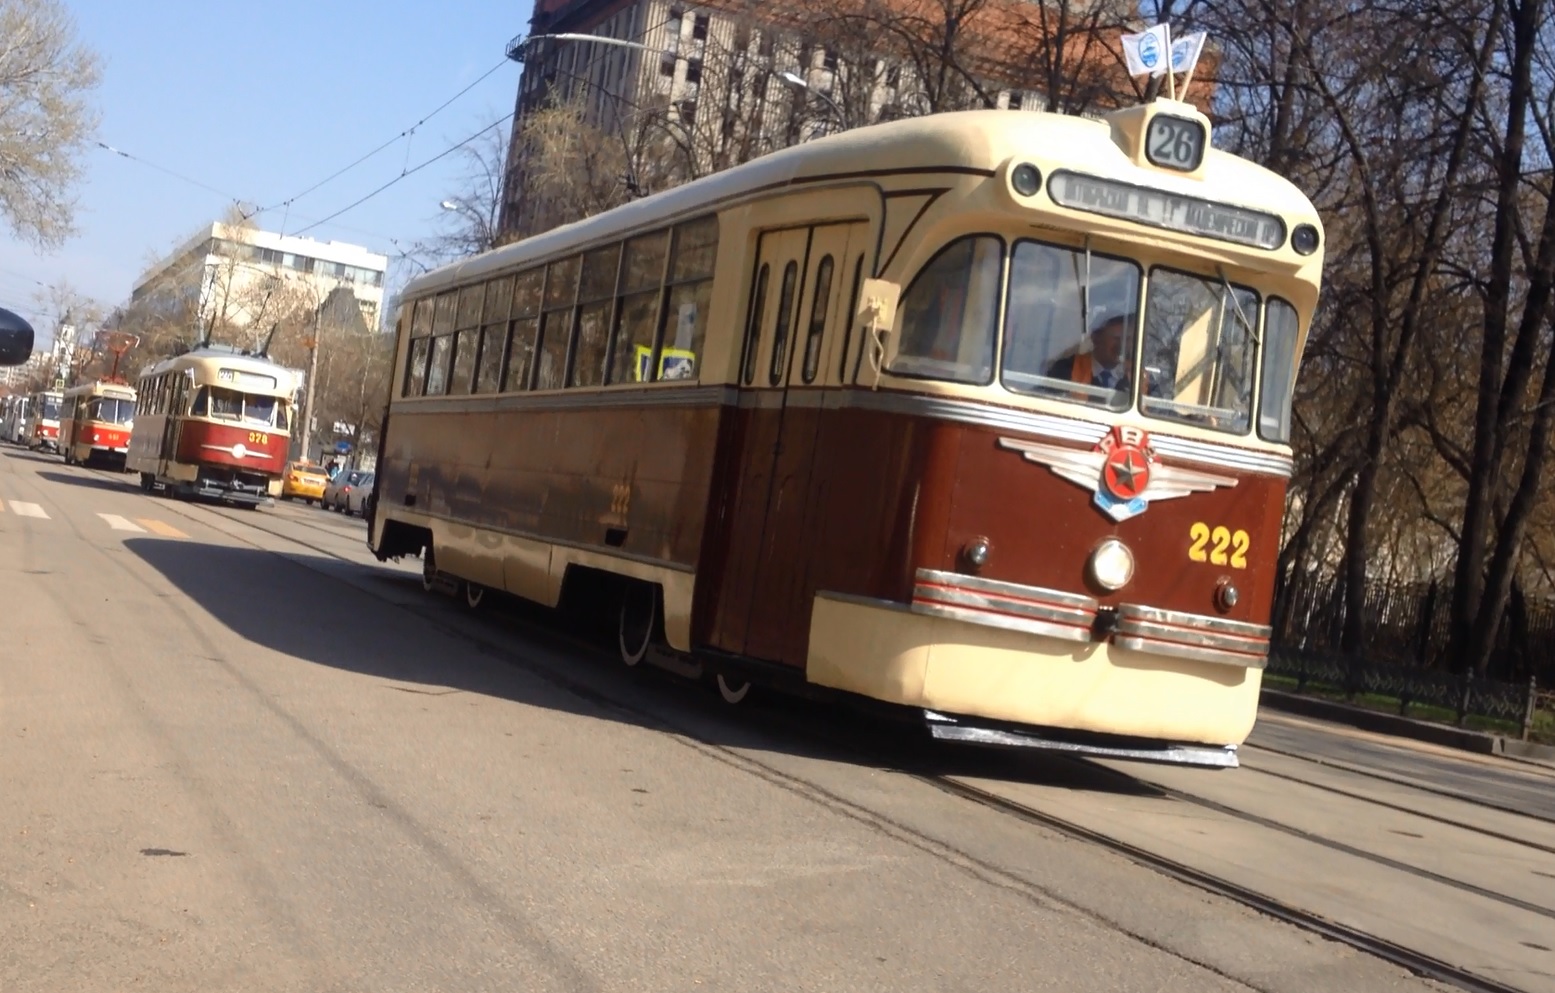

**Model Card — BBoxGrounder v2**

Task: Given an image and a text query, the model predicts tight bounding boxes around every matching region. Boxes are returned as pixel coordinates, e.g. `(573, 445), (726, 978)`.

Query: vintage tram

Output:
(59, 380), (138, 468)
(22, 390), (62, 452)
(127, 345), (300, 506)
(368, 99), (1324, 768)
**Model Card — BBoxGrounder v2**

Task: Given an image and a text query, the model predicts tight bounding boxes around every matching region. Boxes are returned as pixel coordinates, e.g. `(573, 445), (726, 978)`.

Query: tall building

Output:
(500, 0), (1136, 238)
(130, 222), (389, 344)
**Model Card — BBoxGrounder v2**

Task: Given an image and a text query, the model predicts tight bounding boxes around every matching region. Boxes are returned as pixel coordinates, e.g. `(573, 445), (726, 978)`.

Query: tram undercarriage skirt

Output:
(922, 710), (1240, 768)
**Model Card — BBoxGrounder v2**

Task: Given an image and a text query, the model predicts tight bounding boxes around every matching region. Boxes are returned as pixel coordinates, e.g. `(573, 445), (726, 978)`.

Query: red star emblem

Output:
(1102, 444), (1151, 500)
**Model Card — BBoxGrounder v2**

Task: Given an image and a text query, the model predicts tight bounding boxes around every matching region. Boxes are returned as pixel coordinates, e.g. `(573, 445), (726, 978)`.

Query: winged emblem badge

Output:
(999, 425), (1238, 522)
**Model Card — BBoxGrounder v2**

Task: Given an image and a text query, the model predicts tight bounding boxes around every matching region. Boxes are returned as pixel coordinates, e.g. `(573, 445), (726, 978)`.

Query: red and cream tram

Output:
(369, 99), (1324, 768)
(59, 380), (137, 468)
(127, 345), (300, 506)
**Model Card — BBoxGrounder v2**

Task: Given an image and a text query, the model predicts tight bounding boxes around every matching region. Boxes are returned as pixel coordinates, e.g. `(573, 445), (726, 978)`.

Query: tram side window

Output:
(403, 297), (435, 397)
(1001, 240), (1142, 411)
(505, 268), (544, 391)
(450, 284), (483, 396)
(891, 236), (1002, 385)
(426, 290), (458, 396)
(1141, 267), (1259, 435)
(801, 255), (835, 383)
(741, 263), (771, 385)
(1259, 298), (1300, 443)
(536, 255), (580, 391)
(570, 243), (622, 388)
(660, 216), (718, 383)
(610, 230), (669, 384)
(838, 254), (865, 383)
(476, 276), (513, 394)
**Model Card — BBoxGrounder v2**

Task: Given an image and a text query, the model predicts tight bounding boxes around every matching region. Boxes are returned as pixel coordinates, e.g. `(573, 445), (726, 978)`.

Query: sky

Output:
(0, 0), (535, 341)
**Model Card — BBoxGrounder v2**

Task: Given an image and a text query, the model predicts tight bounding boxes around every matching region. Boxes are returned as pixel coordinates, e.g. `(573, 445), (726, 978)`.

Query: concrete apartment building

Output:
(500, 0), (1135, 238)
(131, 222), (389, 340)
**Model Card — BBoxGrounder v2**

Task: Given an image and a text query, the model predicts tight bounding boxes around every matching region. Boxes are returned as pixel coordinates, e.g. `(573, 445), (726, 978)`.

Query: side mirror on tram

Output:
(856, 277), (901, 387)
(0, 307), (35, 367)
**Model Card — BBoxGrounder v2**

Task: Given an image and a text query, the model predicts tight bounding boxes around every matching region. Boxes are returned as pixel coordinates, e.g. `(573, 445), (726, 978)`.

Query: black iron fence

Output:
(1269, 573), (1550, 735)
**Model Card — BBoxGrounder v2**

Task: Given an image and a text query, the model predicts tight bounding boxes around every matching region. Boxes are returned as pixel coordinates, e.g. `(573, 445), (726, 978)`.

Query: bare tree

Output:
(0, 0), (101, 248)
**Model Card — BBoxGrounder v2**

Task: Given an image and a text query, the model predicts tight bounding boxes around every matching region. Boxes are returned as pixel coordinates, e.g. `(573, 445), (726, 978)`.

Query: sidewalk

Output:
(1258, 687), (1555, 768)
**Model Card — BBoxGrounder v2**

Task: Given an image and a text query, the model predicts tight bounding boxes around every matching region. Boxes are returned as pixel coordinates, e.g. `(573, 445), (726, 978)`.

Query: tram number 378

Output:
(248, 431), (270, 446)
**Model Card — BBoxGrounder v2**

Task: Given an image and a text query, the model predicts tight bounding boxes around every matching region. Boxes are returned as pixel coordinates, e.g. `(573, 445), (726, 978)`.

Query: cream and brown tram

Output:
(127, 345), (300, 506)
(59, 380), (137, 468)
(369, 100), (1323, 767)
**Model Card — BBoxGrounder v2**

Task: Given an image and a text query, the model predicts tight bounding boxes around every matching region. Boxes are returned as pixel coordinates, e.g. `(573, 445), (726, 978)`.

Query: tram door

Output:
(160, 374), (187, 472)
(714, 221), (868, 666)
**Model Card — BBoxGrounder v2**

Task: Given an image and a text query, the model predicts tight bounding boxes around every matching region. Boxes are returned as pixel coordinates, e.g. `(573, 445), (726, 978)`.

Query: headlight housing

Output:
(1089, 538), (1135, 592)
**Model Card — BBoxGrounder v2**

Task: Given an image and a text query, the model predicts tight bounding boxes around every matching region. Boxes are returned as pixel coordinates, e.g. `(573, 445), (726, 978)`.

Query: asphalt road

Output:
(0, 445), (1468, 993)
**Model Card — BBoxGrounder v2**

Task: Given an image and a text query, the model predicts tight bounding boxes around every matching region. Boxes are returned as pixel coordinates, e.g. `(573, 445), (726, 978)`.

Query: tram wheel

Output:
(421, 546), (438, 593)
(716, 673), (751, 705)
(617, 582), (657, 667)
(464, 582), (485, 610)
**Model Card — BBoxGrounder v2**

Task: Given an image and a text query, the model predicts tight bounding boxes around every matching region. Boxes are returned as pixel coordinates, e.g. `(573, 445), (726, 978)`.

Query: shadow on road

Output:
(120, 536), (1163, 796)
(35, 469), (138, 494)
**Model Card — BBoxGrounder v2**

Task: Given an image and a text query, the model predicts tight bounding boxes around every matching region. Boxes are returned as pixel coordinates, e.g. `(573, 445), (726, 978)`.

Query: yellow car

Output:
(280, 461), (330, 504)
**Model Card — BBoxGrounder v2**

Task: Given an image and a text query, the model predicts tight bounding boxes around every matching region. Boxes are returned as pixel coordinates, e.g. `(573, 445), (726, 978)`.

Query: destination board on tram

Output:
(1048, 171), (1287, 251)
(217, 367), (278, 390)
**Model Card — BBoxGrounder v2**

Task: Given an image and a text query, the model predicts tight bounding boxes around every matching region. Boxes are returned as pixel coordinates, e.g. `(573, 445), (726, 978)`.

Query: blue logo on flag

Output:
(1139, 33), (1161, 68)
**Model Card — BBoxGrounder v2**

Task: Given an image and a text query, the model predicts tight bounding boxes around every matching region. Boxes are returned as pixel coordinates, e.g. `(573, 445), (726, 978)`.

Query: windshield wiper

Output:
(1217, 265), (1258, 344)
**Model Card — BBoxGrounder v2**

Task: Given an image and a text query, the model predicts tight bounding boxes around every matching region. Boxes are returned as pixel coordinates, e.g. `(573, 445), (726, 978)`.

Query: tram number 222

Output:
(1188, 523), (1249, 569)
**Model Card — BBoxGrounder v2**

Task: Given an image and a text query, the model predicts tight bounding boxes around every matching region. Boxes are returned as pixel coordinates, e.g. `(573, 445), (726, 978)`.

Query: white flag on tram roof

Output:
(1170, 31), (1208, 78)
(1120, 23), (1172, 78)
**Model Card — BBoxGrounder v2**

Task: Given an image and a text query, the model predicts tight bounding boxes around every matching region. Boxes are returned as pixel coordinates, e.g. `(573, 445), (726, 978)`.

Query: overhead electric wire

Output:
(263, 56), (513, 213)
(291, 111), (516, 236)
(95, 142), (250, 205)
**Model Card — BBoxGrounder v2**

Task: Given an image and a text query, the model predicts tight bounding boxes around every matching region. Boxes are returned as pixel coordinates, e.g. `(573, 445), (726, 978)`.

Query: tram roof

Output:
(138, 345), (299, 386)
(404, 106), (1320, 301)
(63, 380), (136, 398)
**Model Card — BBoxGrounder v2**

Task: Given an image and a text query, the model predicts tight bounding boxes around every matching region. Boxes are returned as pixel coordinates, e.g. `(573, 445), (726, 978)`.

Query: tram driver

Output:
(1046, 313), (1163, 399)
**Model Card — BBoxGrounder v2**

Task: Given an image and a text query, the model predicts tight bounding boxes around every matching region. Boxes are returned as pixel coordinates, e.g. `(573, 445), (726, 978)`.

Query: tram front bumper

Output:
(806, 591), (1263, 753)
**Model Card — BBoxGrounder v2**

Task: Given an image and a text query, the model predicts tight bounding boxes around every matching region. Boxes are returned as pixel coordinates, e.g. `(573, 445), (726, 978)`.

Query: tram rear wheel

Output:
(421, 545), (437, 593)
(617, 582), (658, 667)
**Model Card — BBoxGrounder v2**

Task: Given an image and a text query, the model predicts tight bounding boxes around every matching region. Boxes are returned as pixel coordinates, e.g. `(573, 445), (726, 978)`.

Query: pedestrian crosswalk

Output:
(0, 500), (187, 538)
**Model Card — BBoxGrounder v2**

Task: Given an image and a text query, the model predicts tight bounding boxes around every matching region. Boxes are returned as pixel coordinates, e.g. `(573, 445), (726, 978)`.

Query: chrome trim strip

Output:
(394, 384), (734, 416)
(923, 714), (1240, 768)
(1116, 618), (1269, 654)
(835, 390), (1290, 476)
(914, 584), (1097, 628)
(1114, 635), (1269, 670)
(915, 569), (1099, 610)
(910, 599), (1093, 643)
(1115, 603), (1272, 639)
(1151, 435), (1293, 476)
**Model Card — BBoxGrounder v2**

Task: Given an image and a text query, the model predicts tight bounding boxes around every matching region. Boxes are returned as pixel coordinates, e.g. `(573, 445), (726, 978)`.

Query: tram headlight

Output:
(1088, 539), (1135, 592)
(1010, 162), (1043, 197)
(1291, 223), (1320, 256)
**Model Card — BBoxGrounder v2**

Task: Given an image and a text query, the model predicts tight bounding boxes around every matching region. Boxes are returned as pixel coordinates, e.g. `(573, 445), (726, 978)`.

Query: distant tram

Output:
(21, 390), (62, 452)
(59, 380), (137, 468)
(369, 100), (1324, 768)
(127, 345), (300, 505)
(0, 394), (28, 444)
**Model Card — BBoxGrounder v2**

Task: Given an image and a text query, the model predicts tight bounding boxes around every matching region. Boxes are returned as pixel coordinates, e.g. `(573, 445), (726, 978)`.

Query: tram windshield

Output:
(895, 234), (1294, 437)
(39, 396), (60, 420)
(87, 397), (135, 425)
(191, 386), (289, 429)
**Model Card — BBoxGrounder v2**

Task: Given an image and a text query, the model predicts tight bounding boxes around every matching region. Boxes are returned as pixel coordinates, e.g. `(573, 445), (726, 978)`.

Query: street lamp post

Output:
(298, 303), (321, 464)
(779, 71), (846, 133)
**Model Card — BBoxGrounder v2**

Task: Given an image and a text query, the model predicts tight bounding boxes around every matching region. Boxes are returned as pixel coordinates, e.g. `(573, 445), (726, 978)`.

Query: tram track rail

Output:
(79, 463), (1545, 993)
